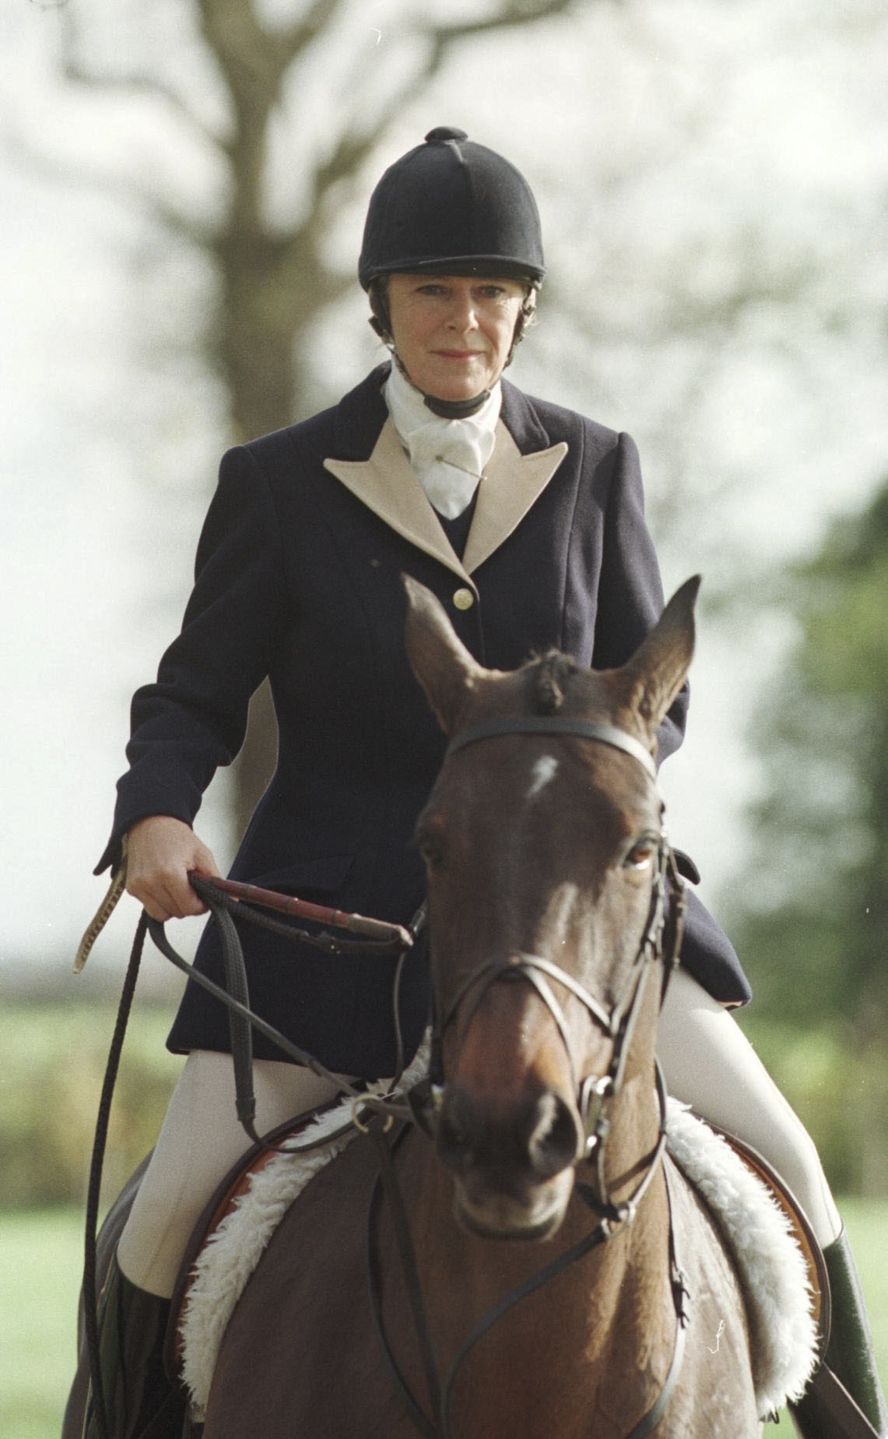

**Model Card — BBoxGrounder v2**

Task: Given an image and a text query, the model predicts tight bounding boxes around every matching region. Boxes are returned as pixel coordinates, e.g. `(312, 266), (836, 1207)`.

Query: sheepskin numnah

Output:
(177, 1064), (818, 1422)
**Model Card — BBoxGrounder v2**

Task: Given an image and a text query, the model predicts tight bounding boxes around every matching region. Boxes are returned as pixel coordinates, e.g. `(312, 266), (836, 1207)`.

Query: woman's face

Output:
(386, 273), (526, 401)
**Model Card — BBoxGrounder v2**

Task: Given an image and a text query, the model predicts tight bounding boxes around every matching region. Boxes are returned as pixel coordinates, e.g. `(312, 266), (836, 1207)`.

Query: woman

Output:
(78, 128), (884, 1438)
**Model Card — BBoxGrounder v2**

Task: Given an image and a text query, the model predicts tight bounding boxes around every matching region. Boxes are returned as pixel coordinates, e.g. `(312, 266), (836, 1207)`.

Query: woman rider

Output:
(76, 128), (885, 1438)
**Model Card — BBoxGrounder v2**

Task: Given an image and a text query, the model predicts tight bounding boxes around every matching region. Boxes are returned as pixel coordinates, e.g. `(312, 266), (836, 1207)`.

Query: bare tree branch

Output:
(307, 0), (576, 212)
(2, 121), (214, 244)
(426, 0), (574, 73)
(196, 0), (349, 108)
(279, 0), (348, 65)
(58, 7), (222, 150)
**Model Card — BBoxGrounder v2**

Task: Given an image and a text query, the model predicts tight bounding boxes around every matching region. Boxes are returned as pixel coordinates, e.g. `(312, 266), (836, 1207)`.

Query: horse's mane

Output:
(527, 650), (579, 715)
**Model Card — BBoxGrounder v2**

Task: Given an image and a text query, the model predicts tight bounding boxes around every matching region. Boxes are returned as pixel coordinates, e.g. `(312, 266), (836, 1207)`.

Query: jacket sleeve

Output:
(95, 445), (288, 873)
(591, 430), (688, 764)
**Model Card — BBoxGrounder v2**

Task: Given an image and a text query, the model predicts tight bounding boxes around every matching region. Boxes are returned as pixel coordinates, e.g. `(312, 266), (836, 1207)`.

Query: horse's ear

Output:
(403, 575), (485, 734)
(620, 576), (701, 736)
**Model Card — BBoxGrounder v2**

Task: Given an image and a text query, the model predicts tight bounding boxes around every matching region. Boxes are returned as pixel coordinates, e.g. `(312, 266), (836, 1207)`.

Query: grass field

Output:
(1, 1209), (84, 1439)
(3, 1201), (886, 1438)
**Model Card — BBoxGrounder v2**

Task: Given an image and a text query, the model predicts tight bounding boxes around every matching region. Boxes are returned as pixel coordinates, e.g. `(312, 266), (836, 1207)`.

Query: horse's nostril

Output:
(437, 1089), (478, 1171)
(526, 1092), (583, 1180)
(436, 1085), (581, 1184)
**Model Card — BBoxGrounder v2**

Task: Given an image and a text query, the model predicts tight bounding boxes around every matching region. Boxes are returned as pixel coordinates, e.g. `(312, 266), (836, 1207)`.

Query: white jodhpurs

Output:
(116, 1052), (352, 1298)
(656, 967), (842, 1247)
(119, 972), (842, 1298)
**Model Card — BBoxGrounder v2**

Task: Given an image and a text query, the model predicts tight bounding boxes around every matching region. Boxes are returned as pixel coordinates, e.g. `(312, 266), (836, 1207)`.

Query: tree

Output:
(729, 482), (888, 1194)
(56, 0), (574, 831)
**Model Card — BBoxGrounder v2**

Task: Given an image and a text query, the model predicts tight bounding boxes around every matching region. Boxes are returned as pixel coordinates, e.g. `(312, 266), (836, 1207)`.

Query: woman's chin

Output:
(406, 361), (496, 403)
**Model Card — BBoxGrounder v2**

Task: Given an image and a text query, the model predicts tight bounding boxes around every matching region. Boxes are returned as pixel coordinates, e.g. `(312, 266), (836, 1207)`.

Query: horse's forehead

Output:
(460, 668), (651, 767)
(428, 666), (657, 827)
(471, 663), (627, 722)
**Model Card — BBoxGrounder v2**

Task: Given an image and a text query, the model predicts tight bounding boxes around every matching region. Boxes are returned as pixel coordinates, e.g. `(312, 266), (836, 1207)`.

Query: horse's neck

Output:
(394, 1107), (675, 1439)
(405, 1065), (671, 1332)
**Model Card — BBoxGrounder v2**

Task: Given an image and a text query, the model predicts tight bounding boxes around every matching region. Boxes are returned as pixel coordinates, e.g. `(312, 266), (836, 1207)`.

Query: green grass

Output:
(1, 1209), (84, 1439)
(2, 1202), (886, 1439)
(842, 1199), (888, 1379)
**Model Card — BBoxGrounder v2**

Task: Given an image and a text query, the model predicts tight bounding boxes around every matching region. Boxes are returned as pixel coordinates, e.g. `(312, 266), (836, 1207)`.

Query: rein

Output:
(80, 879), (422, 1439)
(146, 875), (423, 1145)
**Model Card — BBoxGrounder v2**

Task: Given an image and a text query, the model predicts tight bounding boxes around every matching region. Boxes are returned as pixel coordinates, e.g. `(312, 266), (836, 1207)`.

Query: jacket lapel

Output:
(462, 423), (567, 574)
(323, 370), (568, 581)
(324, 420), (469, 581)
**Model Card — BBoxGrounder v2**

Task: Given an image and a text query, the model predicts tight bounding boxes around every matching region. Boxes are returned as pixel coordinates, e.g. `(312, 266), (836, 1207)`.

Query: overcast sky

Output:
(3, 0), (887, 987)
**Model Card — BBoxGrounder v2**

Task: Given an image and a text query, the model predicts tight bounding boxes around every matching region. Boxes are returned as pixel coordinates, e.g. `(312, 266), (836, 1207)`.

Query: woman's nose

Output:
(446, 295), (479, 330)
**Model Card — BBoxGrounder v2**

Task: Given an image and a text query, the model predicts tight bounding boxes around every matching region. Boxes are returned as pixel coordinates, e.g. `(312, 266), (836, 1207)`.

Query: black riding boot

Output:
(82, 1254), (187, 1439)
(790, 1229), (887, 1438)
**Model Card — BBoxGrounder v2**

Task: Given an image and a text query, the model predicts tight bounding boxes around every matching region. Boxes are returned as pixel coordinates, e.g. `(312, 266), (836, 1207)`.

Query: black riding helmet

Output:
(360, 127), (544, 416)
(358, 126), (545, 287)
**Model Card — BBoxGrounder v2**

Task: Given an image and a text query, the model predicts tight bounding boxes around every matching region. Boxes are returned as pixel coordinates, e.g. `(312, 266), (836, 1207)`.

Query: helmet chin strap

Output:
(384, 347), (492, 419)
(423, 390), (490, 419)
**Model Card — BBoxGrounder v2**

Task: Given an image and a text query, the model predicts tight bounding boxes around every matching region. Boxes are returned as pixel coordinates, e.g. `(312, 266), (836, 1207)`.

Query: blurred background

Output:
(2, 1), (887, 1434)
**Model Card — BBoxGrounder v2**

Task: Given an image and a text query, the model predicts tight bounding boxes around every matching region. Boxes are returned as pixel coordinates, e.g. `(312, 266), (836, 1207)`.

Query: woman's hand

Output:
(125, 815), (221, 922)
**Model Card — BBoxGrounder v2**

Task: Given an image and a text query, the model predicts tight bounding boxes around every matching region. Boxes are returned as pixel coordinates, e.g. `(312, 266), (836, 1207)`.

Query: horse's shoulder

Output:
(662, 1116), (821, 1426)
(665, 1152), (749, 1298)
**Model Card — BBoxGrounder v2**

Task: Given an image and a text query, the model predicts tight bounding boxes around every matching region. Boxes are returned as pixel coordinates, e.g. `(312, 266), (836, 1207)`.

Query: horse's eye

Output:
(624, 837), (657, 872)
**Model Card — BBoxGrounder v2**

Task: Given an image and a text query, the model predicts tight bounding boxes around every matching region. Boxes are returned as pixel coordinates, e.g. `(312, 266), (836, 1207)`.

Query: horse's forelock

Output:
(527, 650), (578, 715)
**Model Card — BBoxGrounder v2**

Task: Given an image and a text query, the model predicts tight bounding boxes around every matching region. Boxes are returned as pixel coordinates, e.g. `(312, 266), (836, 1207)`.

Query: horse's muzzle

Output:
(436, 1083), (583, 1239)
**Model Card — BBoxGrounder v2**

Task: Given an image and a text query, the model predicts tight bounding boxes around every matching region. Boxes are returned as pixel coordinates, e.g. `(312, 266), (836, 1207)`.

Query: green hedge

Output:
(2, 1000), (884, 1209)
(0, 1002), (180, 1209)
(737, 1012), (888, 1198)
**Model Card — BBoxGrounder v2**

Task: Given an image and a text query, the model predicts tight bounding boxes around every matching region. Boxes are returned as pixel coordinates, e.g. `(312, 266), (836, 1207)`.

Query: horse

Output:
(190, 574), (762, 1439)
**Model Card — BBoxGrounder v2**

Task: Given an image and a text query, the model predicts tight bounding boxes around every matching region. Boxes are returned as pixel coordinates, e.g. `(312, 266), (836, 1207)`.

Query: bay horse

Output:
(197, 575), (761, 1438)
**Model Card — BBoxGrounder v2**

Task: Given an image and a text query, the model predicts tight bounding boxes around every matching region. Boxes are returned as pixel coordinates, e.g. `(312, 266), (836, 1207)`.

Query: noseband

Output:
(419, 714), (688, 1216)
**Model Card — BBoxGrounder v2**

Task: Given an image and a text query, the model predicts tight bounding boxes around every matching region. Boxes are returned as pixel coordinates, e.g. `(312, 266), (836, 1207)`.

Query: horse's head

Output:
(404, 575), (699, 1242)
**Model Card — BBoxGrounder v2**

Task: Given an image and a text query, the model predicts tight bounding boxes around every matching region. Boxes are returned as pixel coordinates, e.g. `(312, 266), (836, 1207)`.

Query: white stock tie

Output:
(384, 364), (501, 519)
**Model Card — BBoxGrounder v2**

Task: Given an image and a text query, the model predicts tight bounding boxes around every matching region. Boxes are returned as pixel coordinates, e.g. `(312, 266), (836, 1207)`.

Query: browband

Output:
(445, 716), (658, 782)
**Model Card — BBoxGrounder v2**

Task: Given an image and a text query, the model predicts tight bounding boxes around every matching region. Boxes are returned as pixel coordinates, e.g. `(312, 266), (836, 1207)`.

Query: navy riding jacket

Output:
(98, 365), (749, 1077)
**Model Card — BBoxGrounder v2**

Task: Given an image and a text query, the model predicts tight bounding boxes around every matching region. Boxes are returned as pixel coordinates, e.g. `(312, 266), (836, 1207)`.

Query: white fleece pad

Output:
(179, 1071), (817, 1421)
(178, 1044), (430, 1420)
(664, 1100), (818, 1415)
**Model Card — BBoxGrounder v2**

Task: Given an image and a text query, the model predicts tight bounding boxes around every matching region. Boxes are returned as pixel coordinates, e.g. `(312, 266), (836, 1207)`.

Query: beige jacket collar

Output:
(323, 418), (567, 586)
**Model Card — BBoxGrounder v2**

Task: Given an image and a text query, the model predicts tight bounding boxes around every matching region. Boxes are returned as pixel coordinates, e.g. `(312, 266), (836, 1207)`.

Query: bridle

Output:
(412, 714), (687, 1217)
(365, 712), (691, 1439)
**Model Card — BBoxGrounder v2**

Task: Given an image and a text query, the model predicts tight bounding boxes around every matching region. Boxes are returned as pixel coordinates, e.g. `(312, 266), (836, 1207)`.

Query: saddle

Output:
(168, 1092), (826, 1425)
(166, 1098), (355, 1402)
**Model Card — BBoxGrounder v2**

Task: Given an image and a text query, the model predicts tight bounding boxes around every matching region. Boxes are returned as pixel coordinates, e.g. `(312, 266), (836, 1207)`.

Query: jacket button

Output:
(452, 587), (475, 611)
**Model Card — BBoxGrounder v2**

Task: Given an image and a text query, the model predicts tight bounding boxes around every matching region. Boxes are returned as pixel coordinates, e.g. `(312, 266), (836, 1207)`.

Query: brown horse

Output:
(197, 576), (761, 1439)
